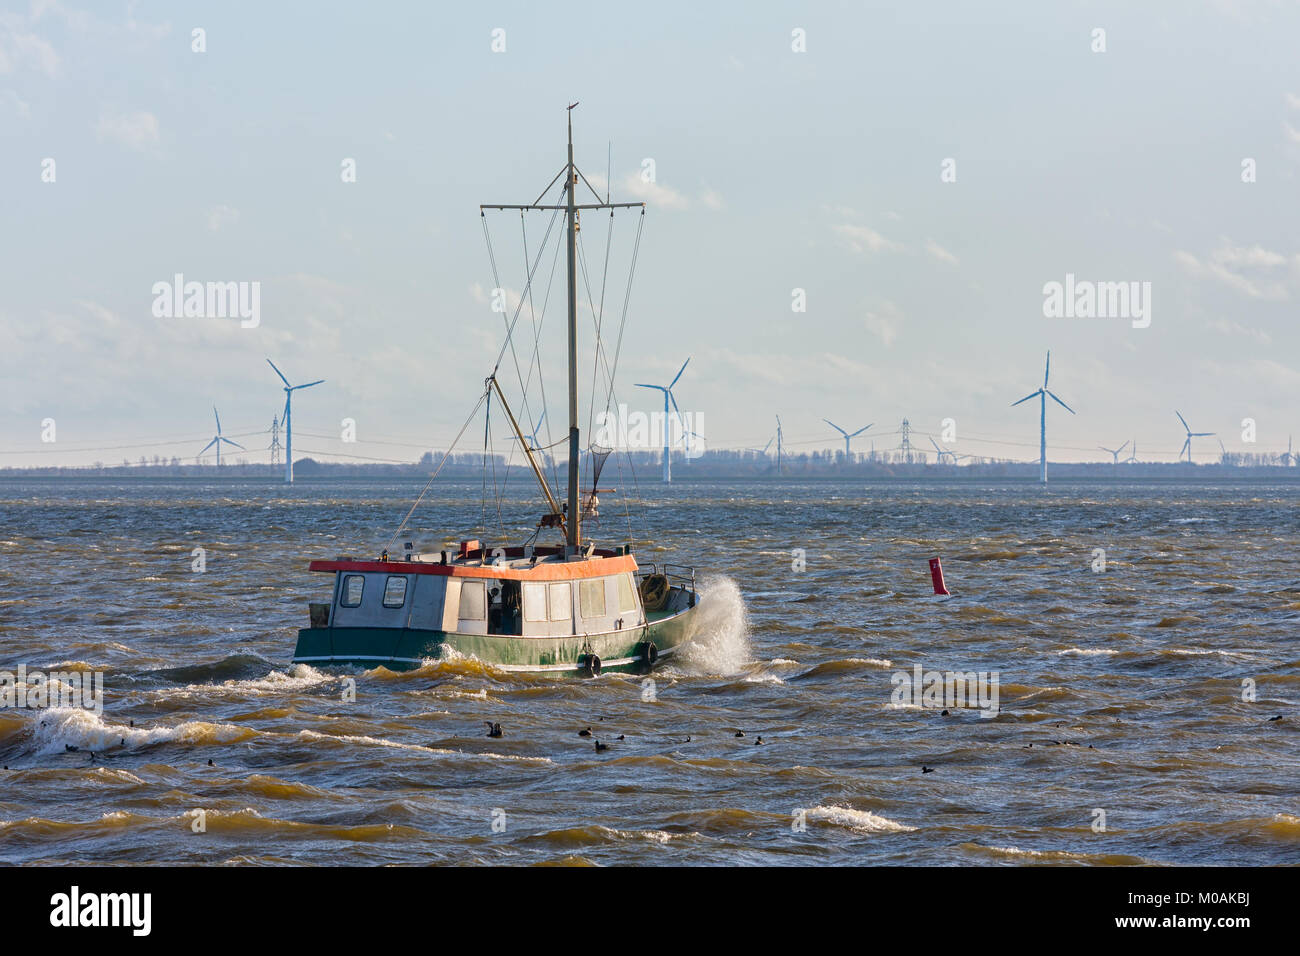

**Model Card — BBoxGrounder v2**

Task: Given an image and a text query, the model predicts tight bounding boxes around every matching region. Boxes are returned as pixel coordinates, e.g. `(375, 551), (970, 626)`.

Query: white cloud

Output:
(1287, 91), (1300, 110)
(833, 223), (902, 254)
(924, 239), (959, 265)
(95, 108), (160, 151)
(862, 301), (903, 346)
(0, 19), (60, 76)
(700, 187), (724, 210)
(0, 88), (29, 116)
(619, 172), (690, 210)
(1175, 241), (1297, 300)
(1205, 318), (1272, 344)
(206, 204), (240, 232)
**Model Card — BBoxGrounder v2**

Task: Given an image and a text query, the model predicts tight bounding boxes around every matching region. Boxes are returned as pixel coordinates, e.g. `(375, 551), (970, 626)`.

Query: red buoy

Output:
(929, 556), (950, 596)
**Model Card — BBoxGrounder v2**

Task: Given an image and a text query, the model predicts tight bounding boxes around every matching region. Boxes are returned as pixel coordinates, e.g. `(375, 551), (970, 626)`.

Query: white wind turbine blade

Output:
(1046, 390), (1075, 414)
(849, 423), (873, 438)
(294, 379), (325, 391)
(1175, 410), (1191, 434)
(823, 419), (848, 438)
(220, 437), (245, 450)
(213, 406), (222, 434)
(267, 359), (291, 388)
(669, 357), (690, 389)
(199, 437), (219, 456)
(1012, 389), (1041, 407)
(668, 390), (689, 449)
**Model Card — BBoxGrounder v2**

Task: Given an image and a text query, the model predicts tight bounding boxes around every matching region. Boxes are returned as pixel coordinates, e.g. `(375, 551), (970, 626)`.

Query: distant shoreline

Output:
(2, 460), (1298, 482)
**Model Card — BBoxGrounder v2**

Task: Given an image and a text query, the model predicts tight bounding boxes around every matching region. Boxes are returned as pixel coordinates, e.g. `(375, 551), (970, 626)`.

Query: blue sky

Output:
(2, 0), (1298, 467)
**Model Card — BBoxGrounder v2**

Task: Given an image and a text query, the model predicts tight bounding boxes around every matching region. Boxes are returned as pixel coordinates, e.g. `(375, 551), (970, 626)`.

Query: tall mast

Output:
(565, 104), (580, 550)
(479, 105), (644, 551)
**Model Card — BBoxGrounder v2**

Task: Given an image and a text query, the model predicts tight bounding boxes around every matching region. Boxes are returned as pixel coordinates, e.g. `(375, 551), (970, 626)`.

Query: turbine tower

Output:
(775, 415), (784, 475)
(1175, 410), (1213, 463)
(824, 419), (872, 459)
(1011, 350), (1075, 483)
(1125, 441), (1139, 464)
(267, 359), (324, 483)
(635, 357), (690, 483)
(198, 406), (245, 466)
(1099, 440), (1129, 465)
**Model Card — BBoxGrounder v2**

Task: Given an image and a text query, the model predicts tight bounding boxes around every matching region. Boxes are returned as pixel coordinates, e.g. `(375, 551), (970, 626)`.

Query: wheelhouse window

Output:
(548, 582), (571, 621)
(522, 582), (547, 622)
(382, 575), (408, 608)
(617, 573), (637, 613)
(459, 580), (486, 620)
(341, 574), (365, 607)
(579, 578), (606, 619)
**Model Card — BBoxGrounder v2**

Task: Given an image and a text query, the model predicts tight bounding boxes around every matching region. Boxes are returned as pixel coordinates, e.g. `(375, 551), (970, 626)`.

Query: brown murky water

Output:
(0, 477), (1296, 864)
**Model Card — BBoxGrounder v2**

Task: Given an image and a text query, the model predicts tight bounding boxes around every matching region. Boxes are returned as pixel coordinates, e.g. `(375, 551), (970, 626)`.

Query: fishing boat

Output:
(292, 105), (704, 675)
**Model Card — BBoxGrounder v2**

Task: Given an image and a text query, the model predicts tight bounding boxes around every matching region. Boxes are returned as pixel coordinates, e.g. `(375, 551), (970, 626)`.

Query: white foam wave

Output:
(807, 805), (916, 833)
(30, 708), (252, 755)
(675, 574), (751, 676)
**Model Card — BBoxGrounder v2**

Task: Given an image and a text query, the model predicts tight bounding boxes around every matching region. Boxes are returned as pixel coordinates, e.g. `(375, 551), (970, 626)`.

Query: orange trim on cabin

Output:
(308, 553), (639, 581)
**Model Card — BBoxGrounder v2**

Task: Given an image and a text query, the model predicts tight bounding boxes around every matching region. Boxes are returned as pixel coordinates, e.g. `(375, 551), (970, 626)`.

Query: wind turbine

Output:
(267, 359), (324, 483)
(1282, 436), (1294, 467)
(1175, 410), (1213, 463)
(512, 410), (553, 468)
(824, 419), (872, 459)
(1125, 441), (1139, 464)
(635, 357), (690, 483)
(198, 406), (244, 466)
(1011, 350), (1075, 483)
(1099, 440), (1130, 465)
(929, 437), (961, 464)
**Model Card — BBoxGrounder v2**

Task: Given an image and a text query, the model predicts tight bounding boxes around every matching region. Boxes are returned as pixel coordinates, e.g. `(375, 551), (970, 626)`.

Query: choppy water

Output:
(0, 477), (1296, 865)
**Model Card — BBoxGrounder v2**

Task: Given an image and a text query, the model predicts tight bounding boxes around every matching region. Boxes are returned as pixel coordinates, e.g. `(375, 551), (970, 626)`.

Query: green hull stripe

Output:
(292, 604), (700, 674)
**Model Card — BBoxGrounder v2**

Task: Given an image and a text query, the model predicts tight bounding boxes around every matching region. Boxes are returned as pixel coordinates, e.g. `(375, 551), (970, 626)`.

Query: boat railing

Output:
(637, 562), (697, 594)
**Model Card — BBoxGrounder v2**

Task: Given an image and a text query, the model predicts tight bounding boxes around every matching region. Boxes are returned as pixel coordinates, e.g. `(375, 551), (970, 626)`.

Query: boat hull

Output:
(292, 601), (702, 674)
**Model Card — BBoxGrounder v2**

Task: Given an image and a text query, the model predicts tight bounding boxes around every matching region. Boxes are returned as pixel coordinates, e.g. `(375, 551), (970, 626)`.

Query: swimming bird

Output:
(64, 745), (78, 752)
(941, 709), (950, 716)
(1268, 715), (1282, 722)
(616, 735), (625, 741)
(578, 727), (592, 737)
(921, 766), (935, 774)
(594, 740), (608, 753)
(755, 736), (764, 745)
(207, 759), (214, 766)
(485, 722), (503, 738)
(735, 730), (745, 738)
